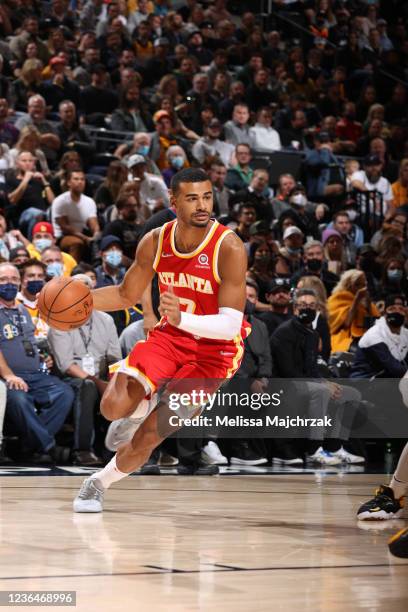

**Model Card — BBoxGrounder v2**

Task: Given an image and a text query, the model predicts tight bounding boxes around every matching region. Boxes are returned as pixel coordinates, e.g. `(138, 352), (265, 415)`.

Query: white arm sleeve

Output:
(177, 307), (243, 340)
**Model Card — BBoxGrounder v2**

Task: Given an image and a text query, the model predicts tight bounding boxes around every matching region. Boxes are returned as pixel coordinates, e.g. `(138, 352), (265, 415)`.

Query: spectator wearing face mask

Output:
(290, 240), (339, 297)
(270, 288), (364, 466)
(161, 145), (188, 187)
(247, 242), (276, 305)
(287, 184), (326, 238)
(280, 226), (304, 274)
(40, 245), (65, 280)
(378, 258), (408, 302)
(26, 222), (77, 277)
(95, 235), (126, 289)
(16, 258), (48, 340)
(351, 294), (408, 379)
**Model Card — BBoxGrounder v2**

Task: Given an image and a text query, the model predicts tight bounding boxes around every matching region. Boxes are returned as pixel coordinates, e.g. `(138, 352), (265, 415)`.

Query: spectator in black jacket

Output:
(351, 294), (408, 379)
(223, 280), (270, 466)
(270, 288), (363, 465)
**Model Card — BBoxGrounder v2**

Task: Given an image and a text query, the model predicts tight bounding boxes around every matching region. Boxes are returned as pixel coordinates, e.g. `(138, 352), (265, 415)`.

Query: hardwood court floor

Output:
(1, 473), (408, 612)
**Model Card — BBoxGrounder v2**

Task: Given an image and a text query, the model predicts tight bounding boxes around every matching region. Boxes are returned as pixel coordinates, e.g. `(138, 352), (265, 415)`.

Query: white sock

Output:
(91, 455), (128, 489)
(390, 475), (408, 500)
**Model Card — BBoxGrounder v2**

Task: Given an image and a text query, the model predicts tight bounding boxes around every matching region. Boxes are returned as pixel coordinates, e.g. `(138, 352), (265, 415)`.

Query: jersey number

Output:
(179, 297), (196, 313)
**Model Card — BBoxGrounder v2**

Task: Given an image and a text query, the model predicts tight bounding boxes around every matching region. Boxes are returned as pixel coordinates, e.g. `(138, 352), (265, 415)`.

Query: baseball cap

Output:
(32, 222), (54, 237)
(100, 235), (122, 251)
(364, 154), (381, 166)
(322, 228), (342, 244)
(283, 226), (303, 240)
(266, 278), (291, 294)
(49, 56), (66, 67)
(249, 221), (270, 236)
(153, 110), (171, 124)
(126, 154), (146, 169)
(154, 37), (169, 47)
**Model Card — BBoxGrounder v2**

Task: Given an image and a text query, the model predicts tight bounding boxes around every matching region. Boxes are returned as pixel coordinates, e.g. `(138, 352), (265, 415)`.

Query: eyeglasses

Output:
(296, 302), (317, 309)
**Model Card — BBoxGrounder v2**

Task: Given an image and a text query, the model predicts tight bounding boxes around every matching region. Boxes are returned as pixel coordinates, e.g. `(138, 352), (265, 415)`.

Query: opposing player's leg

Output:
(357, 442), (408, 520)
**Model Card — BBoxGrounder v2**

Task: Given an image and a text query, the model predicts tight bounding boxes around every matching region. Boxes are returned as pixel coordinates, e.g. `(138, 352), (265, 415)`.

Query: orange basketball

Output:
(38, 277), (93, 331)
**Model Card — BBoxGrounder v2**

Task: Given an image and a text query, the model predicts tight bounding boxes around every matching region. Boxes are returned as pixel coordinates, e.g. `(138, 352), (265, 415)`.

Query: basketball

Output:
(37, 276), (93, 331)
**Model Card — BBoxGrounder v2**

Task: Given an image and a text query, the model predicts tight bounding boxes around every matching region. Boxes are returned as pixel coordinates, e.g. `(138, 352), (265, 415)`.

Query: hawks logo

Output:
(198, 253), (209, 266)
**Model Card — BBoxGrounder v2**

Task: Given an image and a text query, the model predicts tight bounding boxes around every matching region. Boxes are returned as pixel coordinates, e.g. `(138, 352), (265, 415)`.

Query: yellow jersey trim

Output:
(152, 222), (168, 270)
(170, 220), (219, 259)
(212, 229), (233, 285)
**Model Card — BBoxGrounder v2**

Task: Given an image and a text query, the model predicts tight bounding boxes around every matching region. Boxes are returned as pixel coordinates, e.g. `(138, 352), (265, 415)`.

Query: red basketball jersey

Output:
(153, 219), (231, 316)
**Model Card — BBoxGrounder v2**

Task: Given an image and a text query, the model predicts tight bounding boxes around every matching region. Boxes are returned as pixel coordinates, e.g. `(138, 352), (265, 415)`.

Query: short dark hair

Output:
(66, 169), (85, 181)
(20, 258), (46, 280)
(170, 168), (210, 194)
(333, 210), (351, 222)
(71, 263), (95, 276)
(246, 279), (259, 294)
(238, 202), (256, 215)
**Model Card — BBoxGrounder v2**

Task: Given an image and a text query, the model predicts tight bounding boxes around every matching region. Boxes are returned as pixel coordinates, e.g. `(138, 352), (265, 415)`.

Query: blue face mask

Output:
(387, 269), (403, 282)
(171, 155), (184, 169)
(33, 238), (53, 253)
(0, 283), (19, 301)
(105, 250), (122, 268)
(47, 262), (64, 278)
(26, 279), (45, 295)
(137, 145), (149, 157)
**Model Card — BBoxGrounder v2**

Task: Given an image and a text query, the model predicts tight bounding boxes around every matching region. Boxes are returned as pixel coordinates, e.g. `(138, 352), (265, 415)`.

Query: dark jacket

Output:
(270, 317), (320, 378)
(235, 316), (272, 378)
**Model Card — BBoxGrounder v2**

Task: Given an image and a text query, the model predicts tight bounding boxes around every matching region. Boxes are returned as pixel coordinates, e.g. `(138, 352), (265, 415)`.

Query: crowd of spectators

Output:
(0, 0), (408, 472)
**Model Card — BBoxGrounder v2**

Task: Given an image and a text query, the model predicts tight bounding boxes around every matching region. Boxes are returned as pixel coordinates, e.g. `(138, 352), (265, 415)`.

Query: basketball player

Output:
(73, 168), (250, 512)
(357, 371), (408, 556)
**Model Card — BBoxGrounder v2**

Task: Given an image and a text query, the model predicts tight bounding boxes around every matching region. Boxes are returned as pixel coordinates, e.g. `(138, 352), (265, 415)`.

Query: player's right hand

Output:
(159, 287), (181, 326)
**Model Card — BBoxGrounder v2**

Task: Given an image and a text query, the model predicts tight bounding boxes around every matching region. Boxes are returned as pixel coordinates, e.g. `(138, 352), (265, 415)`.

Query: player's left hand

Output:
(159, 289), (181, 326)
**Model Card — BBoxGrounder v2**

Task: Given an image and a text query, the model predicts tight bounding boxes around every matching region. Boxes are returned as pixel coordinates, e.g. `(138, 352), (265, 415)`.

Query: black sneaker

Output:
(0, 445), (13, 465)
(72, 451), (103, 466)
(140, 449), (161, 475)
(230, 442), (268, 466)
(357, 485), (404, 520)
(272, 441), (303, 466)
(177, 462), (219, 475)
(389, 527), (408, 558)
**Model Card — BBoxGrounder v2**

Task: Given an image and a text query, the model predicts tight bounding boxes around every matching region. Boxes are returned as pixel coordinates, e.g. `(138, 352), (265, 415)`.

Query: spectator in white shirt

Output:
(250, 107), (282, 153)
(127, 154), (169, 211)
(192, 118), (235, 167)
(51, 170), (100, 262)
(351, 154), (394, 215)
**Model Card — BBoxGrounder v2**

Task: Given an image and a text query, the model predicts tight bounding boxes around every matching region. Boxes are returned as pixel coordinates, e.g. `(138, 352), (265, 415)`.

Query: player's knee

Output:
(100, 396), (122, 422)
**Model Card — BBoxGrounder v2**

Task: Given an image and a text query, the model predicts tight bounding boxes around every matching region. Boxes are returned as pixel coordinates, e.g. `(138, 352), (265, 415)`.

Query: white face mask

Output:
(346, 209), (358, 221)
(291, 193), (307, 207)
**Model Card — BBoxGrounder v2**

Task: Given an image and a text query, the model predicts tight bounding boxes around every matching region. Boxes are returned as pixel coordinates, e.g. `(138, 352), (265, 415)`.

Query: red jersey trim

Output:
(170, 219), (219, 258)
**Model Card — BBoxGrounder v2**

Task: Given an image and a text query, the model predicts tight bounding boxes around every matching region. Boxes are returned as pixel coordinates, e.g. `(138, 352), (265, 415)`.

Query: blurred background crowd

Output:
(0, 0), (407, 473)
